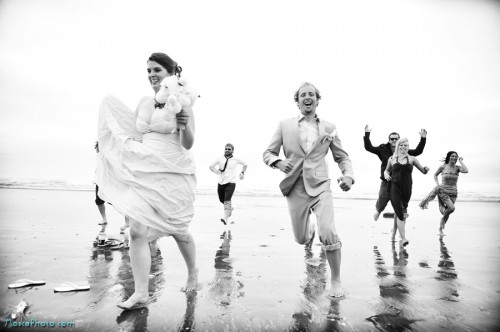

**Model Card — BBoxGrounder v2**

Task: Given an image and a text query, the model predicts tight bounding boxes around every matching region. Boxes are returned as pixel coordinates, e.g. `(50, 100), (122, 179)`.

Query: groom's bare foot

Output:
(182, 268), (199, 292)
(328, 280), (344, 298)
(117, 292), (148, 310)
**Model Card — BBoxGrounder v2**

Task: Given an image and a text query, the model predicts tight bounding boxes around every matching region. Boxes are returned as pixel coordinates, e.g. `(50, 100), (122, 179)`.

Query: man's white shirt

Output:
(210, 156), (247, 184)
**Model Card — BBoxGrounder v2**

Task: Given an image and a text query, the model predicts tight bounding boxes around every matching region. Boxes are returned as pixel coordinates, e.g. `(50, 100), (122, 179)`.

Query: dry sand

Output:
(0, 188), (499, 331)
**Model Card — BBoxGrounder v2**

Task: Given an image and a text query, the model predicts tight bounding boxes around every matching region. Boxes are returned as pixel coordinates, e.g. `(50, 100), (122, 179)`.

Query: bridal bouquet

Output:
(155, 76), (199, 132)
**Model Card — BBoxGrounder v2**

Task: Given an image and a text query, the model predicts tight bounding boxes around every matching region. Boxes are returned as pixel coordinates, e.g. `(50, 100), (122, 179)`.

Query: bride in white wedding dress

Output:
(95, 52), (198, 310)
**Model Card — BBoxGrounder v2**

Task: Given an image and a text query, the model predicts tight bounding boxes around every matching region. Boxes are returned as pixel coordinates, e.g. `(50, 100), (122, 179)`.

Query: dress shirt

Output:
(298, 115), (319, 154)
(210, 156), (247, 185)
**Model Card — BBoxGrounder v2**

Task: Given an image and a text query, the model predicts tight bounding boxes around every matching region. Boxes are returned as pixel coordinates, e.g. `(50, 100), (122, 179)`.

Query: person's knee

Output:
(223, 201), (232, 210)
(448, 205), (455, 213)
(129, 223), (148, 241)
(173, 233), (192, 244)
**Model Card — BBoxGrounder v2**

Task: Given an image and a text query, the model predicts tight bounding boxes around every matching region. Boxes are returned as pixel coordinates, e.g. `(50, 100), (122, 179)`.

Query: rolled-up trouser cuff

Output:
(322, 241), (342, 251)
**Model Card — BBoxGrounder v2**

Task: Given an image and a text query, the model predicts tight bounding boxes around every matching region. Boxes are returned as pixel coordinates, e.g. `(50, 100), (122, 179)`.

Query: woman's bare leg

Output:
(118, 219), (150, 309)
(173, 233), (198, 291)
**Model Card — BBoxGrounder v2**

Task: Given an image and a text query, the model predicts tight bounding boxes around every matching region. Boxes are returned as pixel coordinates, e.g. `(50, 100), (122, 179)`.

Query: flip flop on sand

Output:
(54, 282), (90, 293)
(8, 279), (46, 289)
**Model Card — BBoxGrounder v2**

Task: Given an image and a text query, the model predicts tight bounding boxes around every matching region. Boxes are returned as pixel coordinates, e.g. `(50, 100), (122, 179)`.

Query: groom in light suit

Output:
(263, 82), (354, 297)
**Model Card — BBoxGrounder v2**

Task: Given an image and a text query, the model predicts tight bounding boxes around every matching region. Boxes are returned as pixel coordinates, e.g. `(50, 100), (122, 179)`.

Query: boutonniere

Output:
(321, 129), (337, 144)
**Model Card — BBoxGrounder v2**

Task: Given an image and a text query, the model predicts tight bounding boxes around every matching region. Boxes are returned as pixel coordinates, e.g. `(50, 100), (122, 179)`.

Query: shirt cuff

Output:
(270, 159), (281, 168)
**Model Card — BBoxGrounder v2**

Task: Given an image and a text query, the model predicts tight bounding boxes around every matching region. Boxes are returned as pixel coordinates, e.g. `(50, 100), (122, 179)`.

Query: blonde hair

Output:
(393, 137), (409, 157)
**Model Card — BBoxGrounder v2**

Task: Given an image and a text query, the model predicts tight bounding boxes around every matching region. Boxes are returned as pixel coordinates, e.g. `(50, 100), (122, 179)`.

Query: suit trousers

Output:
(286, 176), (340, 249)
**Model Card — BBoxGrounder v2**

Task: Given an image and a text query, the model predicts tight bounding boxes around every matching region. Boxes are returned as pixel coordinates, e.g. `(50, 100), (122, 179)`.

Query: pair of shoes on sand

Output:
(8, 279), (90, 292)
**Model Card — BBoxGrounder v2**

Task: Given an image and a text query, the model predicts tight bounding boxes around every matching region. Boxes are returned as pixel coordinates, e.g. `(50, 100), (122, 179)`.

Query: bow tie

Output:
(154, 100), (165, 109)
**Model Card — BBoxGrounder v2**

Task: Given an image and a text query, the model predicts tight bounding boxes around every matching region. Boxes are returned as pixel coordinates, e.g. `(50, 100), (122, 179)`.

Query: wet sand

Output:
(0, 188), (499, 331)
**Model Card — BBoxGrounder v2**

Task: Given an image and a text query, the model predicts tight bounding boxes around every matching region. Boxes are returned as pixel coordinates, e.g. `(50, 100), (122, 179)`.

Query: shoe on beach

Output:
(8, 279), (46, 289)
(54, 282), (90, 292)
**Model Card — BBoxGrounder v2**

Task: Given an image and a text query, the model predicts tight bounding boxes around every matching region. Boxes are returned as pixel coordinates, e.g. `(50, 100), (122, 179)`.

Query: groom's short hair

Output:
(294, 82), (322, 103)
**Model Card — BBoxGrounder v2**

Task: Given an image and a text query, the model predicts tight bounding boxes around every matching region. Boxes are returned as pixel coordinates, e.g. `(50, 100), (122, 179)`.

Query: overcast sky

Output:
(1, 0), (499, 197)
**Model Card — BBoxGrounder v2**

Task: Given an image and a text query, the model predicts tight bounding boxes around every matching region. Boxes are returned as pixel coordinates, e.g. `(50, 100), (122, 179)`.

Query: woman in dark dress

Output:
(384, 138), (429, 246)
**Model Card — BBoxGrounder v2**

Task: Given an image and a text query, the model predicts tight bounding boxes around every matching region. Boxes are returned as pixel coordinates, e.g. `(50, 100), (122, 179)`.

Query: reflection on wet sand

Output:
(114, 248), (166, 331)
(291, 248), (327, 331)
(435, 237), (459, 302)
(367, 243), (417, 331)
(178, 291), (197, 331)
(208, 230), (244, 308)
(291, 247), (349, 332)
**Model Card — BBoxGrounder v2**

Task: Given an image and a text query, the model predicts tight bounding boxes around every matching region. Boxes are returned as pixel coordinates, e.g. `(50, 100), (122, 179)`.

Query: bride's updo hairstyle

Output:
(148, 52), (182, 77)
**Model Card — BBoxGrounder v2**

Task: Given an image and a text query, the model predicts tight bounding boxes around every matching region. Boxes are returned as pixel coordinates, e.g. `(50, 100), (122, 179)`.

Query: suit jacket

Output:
(263, 116), (354, 197)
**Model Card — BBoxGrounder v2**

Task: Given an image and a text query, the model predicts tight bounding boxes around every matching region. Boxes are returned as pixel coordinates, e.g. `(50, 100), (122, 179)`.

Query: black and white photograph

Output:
(1, 0), (499, 331)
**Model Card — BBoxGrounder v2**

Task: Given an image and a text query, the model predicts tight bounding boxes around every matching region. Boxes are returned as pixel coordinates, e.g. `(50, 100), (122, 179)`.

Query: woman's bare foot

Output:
(117, 292), (148, 310)
(328, 280), (344, 298)
(182, 268), (199, 292)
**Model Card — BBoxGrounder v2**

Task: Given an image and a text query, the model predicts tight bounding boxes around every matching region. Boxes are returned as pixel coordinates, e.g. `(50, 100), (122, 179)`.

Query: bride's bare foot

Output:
(328, 280), (344, 298)
(117, 292), (148, 310)
(182, 268), (199, 292)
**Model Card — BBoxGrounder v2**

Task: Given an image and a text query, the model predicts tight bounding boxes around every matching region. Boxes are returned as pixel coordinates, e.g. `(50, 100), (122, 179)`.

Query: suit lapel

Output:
(291, 119), (306, 154)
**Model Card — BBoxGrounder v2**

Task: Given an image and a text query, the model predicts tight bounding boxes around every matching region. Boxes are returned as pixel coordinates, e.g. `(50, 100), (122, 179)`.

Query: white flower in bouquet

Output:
(155, 76), (199, 132)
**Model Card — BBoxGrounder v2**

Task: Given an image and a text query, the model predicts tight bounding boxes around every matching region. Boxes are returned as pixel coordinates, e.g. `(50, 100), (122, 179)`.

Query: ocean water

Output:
(1, 177), (499, 202)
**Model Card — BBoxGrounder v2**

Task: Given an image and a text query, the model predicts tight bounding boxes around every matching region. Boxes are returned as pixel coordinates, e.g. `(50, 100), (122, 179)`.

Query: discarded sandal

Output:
(54, 282), (90, 292)
(8, 279), (46, 289)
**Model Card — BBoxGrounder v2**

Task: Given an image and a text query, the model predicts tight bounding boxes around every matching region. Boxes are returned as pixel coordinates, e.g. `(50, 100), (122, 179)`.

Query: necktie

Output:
(220, 156), (232, 173)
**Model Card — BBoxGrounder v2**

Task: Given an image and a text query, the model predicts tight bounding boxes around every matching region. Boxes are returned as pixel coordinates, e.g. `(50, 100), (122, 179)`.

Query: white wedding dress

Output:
(95, 95), (196, 240)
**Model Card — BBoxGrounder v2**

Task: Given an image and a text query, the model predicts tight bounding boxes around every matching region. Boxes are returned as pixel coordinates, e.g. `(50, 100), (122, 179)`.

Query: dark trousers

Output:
(217, 183), (236, 203)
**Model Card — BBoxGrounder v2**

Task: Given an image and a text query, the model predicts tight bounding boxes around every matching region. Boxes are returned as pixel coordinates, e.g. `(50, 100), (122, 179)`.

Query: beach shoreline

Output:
(0, 188), (499, 331)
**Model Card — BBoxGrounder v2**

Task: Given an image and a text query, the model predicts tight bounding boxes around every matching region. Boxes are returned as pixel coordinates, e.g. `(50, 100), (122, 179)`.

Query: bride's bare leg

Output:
(174, 233), (198, 291)
(118, 219), (150, 309)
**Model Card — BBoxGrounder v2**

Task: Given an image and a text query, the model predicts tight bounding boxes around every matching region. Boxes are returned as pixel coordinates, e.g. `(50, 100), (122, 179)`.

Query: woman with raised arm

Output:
(384, 138), (429, 246)
(419, 151), (469, 236)
(96, 52), (198, 310)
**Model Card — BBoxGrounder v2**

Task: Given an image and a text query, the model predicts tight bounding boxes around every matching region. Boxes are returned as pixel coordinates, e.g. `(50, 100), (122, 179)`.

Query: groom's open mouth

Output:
(303, 100), (314, 108)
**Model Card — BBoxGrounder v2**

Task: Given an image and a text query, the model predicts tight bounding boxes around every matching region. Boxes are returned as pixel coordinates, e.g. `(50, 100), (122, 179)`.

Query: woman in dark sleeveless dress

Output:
(384, 138), (429, 246)
(419, 151), (469, 236)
